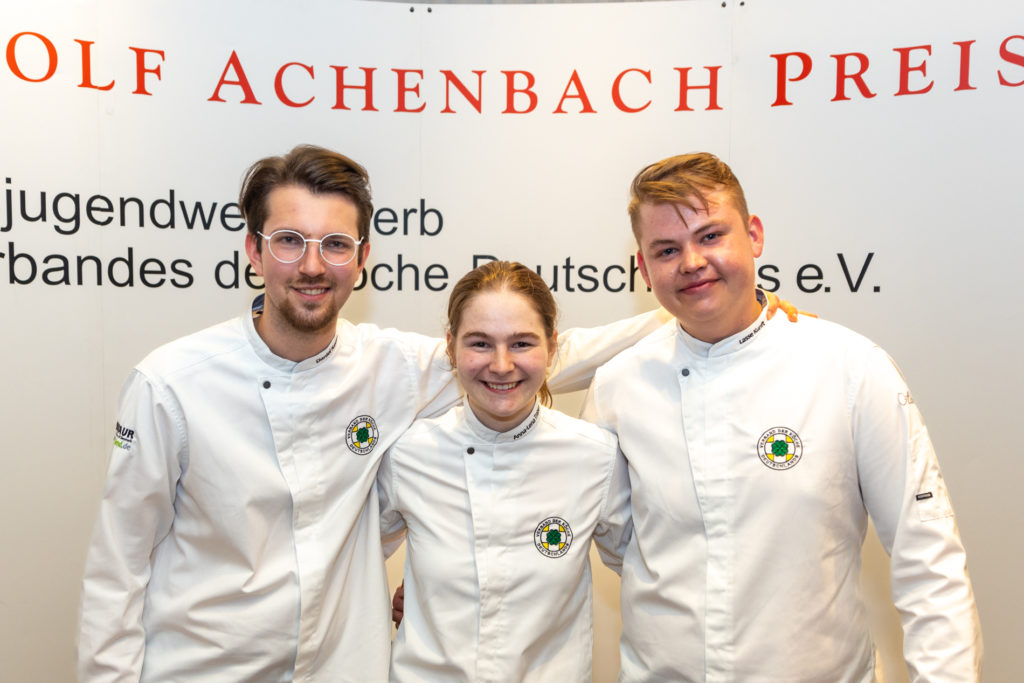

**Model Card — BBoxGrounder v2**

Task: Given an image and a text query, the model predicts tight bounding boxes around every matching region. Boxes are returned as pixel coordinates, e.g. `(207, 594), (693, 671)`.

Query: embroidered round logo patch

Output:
(346, 415), (379, 456)
(757, 426), (803, 470)
(534, 517), (573, 558)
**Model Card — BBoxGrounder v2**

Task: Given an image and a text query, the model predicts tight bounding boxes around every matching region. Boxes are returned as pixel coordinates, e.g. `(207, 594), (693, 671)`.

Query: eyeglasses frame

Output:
(257, 229), (365, 267)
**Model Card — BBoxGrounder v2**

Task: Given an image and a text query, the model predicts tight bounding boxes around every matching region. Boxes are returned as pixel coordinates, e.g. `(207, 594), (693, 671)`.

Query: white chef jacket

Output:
(581, 310), (981, 683)
(78, 298), (668, 683)
(378, 402), (631, 683)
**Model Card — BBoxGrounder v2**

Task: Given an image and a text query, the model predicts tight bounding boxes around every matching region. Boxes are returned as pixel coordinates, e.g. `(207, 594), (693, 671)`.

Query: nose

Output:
(297, 240), (326, 276)
(679, 246), (707, 274)
(489, 347), (514, 374)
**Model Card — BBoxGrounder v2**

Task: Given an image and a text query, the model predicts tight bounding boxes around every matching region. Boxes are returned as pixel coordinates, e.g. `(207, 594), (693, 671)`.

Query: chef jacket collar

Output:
(245, 294), (341, 373)
(674, 289), (770, 358)
(463, 400), (543, 444)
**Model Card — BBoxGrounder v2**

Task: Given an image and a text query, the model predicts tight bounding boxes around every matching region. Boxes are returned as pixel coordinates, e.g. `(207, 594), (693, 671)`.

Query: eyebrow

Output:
(646, 238), (679, 250)
(461, 330), (543, 340)
(694, 220), (726, 234)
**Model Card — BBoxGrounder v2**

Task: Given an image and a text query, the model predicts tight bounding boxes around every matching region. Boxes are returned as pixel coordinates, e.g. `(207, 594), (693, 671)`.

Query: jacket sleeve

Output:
(548, 309), (672, 393)
(77, 371), (185, 682)
(593, 443), (632, 575)
(403, 333), (460, 420)
(377, 450), (407, 558)
(853, 347), (982, 682)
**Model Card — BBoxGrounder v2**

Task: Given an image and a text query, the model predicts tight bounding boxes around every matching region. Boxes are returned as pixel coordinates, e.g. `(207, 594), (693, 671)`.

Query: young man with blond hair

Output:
(582, 153), (982, 682)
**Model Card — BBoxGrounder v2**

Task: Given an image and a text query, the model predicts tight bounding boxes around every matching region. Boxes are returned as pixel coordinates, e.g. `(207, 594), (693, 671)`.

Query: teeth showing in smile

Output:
(298, 288), (327, 295)
(486, 382), (518, 391)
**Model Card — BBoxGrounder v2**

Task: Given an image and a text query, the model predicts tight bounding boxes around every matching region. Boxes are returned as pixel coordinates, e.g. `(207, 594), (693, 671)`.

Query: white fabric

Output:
(582, 311), (982, 683)
(379, 402), (631, 683)
(78, 300), (668, 682)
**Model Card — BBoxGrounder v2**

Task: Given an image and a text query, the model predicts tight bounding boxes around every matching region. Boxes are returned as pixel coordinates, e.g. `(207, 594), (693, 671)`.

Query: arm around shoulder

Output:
(549, 308), (673, 394)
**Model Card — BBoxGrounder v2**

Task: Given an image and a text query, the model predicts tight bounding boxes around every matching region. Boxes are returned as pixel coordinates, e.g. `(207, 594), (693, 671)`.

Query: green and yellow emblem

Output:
(346, 415), (379, 456)
(757, 426), (803, 470)
(534, 516), (573, 558)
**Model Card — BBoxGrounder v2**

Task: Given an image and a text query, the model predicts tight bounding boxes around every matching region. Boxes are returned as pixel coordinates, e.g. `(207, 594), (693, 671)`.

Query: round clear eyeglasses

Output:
(258, 229), (364, 267)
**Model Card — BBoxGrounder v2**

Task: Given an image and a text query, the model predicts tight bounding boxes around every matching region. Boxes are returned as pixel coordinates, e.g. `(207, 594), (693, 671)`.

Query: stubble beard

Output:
(271, 280), (342, 335)
(279, 298), (338, 334)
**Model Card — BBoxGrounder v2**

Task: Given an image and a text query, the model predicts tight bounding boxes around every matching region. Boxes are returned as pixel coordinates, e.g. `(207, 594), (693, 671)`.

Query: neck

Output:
(682, 294), (764, 344)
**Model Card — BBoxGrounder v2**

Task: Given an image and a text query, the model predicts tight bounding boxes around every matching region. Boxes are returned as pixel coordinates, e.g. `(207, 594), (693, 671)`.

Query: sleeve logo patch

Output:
(113, 421), (135, 450)
(345, 415), (379, 456)
(757, 427), (803, 471)
(534, 517), (573, 558)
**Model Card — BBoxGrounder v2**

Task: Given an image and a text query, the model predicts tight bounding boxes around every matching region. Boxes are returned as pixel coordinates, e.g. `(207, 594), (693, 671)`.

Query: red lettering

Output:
(75, 39), (114, 90)
(831, 52), (876, 101)
(954, 40), (976, 91)
(394, 69), (425, 113)
(208, 51), (261, 104)
(998, 35), (1024, 87)
(553, 70), (596, 114)
(674, 66), (722, 111)
(611, 68), (651, 113)
(893, 45), (933, 96)
(6, 31), (57, 82)
(770, 52), (812, 106)
(502, 70), (537, 114)
(331, 67), (377, 111)
(440, 70), (484, 113)
(129, 47), (164, 96)
(274, 62), (315, 107)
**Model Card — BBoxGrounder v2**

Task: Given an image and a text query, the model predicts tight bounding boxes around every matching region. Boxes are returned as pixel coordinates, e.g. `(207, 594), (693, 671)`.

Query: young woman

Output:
(378, 261), (631, 682)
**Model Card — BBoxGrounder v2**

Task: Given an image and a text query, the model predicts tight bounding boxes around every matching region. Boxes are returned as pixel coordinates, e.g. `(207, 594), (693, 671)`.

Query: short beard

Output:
(277, 297), (339, 334)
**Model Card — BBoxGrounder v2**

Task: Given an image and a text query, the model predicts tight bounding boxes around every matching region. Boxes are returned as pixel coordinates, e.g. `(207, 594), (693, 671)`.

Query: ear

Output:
(636, 249), (653, 289)
(245, 232), (264, 277)
(445, 330), (456, 368)
(355, 240), (371, 273)
(748, 215), (765, 258)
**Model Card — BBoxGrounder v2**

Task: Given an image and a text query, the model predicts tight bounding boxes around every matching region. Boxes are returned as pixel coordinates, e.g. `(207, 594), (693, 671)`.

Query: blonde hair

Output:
(628, 152), (749, 241)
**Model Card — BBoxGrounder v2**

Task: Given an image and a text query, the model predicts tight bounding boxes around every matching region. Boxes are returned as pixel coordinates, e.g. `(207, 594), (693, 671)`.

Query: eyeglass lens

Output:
(265, 230), (358, 266)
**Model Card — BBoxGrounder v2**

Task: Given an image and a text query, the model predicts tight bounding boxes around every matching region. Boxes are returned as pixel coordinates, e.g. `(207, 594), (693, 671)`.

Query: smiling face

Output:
(245, 184), (368, 361)
(449, 288), (556, 433)
(636, 188), (764, 343)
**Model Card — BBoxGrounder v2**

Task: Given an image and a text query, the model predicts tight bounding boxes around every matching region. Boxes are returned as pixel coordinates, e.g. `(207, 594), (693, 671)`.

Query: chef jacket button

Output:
(262, 381), (271, 389)
(681, 368), (690, 377)
(467, 447), (475, 454)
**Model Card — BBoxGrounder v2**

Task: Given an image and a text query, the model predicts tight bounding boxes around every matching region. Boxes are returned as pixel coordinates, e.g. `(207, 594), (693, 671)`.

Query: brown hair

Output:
(239, 144), (373, 264)
(447, 261), (558, 407)
(627, 152), (749, 241)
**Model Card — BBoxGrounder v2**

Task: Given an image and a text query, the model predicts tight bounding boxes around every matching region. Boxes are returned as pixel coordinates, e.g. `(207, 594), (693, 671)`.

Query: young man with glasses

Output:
(77, 145), (716, 682)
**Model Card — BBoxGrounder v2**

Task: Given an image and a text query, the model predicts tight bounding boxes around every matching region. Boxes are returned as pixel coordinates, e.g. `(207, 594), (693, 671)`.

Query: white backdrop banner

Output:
(1, 1), (1020, 680)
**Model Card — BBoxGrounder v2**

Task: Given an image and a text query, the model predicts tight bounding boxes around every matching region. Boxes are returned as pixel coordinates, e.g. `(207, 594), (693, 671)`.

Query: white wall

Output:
(1, 1), (1019, 680)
